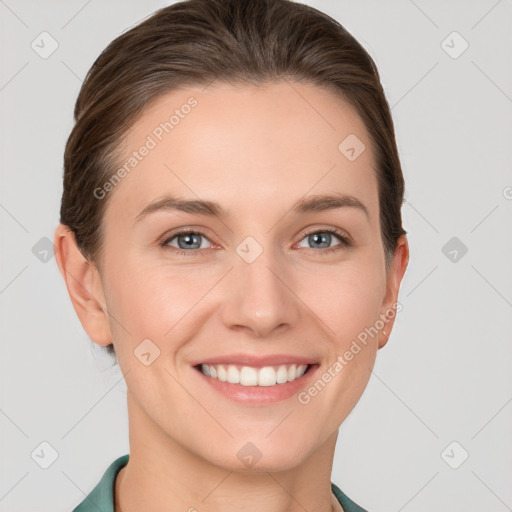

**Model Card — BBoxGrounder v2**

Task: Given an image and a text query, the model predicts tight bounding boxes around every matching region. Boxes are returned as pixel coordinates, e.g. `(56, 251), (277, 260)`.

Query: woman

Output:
(54, 0), (409, 510)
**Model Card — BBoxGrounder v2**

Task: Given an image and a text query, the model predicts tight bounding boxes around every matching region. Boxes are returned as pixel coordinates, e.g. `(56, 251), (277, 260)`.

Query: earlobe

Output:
(53, 223), (112, 347)
(378, 234), (409, 349)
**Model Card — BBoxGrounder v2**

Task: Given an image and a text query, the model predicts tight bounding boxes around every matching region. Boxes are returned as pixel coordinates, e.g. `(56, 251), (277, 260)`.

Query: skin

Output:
(54, 80), (408, 512)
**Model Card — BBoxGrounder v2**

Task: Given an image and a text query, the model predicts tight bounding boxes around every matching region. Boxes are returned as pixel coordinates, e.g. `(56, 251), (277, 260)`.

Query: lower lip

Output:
(193, 364), (320, 405)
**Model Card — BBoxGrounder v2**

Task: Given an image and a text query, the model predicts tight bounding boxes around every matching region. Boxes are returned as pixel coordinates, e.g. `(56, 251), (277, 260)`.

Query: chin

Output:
(203, 438), (312, 474)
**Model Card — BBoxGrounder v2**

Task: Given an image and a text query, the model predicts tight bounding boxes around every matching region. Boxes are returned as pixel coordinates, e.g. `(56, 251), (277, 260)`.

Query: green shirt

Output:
(72, 454), (368, 512)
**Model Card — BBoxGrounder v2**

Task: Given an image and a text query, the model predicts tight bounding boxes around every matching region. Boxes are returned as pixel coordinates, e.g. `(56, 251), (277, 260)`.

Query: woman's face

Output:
(94, 80), (407, 471)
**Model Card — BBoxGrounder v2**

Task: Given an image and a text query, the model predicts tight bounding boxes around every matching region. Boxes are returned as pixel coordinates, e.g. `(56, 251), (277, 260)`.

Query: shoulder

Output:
(331, 482), (369, 512)
(72, 454), (129, 512)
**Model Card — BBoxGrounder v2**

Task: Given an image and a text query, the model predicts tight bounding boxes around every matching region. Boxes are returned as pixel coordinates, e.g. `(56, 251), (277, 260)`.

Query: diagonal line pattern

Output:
(61, 0), (93, 29)
(391, 62), (439, 111)
(398, 472), (439, 511)
(0, 61), (29, 92)
(200, 72), (220, 94)
(61, 370), (130, 439)
(404, 199), (439, 233)
(164, 368), (234, 438)
(471, 0), (503, 30)
(0, 472), (30, 502)
(0, 0), (29, 28)
(265, 409), (294, 438)
(0, 203), (29, 232)
(61, 60), (83, 82)
(471, 396), (512, 439)
(471, 470), (512, 511)
(0, 265), (28, 295)
(372, 370), (439, 438)
(472, 61), (512, 105)
(200, 470), (233, 502)
(0, 408), (29, 438)
(469, 204), (499, 233)
(265, 472), (310, 512)
(471, 265), (512, 308)
(407, 0), (439, 28)
(405, 265), (438, 297)
(61, 470), (105, 512)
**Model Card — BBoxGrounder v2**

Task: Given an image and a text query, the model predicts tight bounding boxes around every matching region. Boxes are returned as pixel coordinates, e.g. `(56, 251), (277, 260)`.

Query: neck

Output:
(115, 392), (344, 512)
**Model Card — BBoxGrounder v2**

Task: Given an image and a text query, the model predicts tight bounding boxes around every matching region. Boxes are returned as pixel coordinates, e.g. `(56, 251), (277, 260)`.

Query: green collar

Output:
(72, 454), (368, 512)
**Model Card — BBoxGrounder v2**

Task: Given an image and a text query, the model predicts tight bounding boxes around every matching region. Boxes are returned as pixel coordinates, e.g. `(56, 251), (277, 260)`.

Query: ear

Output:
(53, 223), (112, 346)
(378, 234), (409, 349)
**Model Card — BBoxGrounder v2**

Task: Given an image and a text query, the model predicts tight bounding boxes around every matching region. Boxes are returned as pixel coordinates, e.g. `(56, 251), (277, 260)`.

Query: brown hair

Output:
(60, 0), (407, 359)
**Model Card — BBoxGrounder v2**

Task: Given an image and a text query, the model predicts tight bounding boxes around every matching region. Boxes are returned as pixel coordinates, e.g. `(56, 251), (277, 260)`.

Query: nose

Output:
(220, 241), (300, 339)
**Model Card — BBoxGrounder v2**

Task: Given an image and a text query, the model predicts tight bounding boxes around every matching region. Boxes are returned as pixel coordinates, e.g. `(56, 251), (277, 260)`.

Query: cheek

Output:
(105, 255), (211, 346)
(105, 243), (385, 356)
(300, 261), (384, 341)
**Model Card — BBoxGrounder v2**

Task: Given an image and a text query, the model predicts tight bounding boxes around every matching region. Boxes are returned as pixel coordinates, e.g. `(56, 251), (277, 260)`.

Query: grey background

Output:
(1, 1), (511, 511)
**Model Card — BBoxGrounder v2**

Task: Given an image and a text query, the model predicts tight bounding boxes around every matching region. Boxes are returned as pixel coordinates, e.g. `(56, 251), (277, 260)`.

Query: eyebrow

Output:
(134, 192), (369, 223)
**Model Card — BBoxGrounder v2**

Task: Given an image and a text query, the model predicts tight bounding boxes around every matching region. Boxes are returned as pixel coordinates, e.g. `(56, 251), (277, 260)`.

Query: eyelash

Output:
(160, 227), (352, 257)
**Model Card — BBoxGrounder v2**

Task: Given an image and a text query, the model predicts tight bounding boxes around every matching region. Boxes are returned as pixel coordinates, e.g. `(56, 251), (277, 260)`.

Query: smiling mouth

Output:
(194, 363), (314, 387)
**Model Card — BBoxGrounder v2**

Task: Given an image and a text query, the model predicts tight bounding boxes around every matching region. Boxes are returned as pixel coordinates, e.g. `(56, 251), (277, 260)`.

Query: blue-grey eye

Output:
(297, 229), (347, 250)
(165, 231), (211, 250)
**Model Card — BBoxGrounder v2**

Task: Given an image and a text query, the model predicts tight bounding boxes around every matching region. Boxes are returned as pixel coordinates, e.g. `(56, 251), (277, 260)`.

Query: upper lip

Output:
(191, 353), (318, 368)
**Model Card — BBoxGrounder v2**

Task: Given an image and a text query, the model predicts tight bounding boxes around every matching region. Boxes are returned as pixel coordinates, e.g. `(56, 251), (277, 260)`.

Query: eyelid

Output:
(160, 225), (353, 254)
(299, 224), (351, 240)
(295, 225), (352, 247)
(160, 227), (217, 249)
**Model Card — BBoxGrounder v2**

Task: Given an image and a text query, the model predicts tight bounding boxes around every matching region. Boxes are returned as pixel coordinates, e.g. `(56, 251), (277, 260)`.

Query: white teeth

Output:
(217, 365), (227, 382)
(258, 366), (277, 386)
(240, 366), (258, 386)
(276, 365), (289, 384)
(227, 365), (240, 384)
(296, 364), (308, 379)
(200, 363), (309, 386)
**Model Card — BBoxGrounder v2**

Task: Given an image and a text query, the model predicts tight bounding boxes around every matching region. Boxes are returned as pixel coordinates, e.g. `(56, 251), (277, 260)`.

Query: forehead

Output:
(105, 80), (379, 226)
